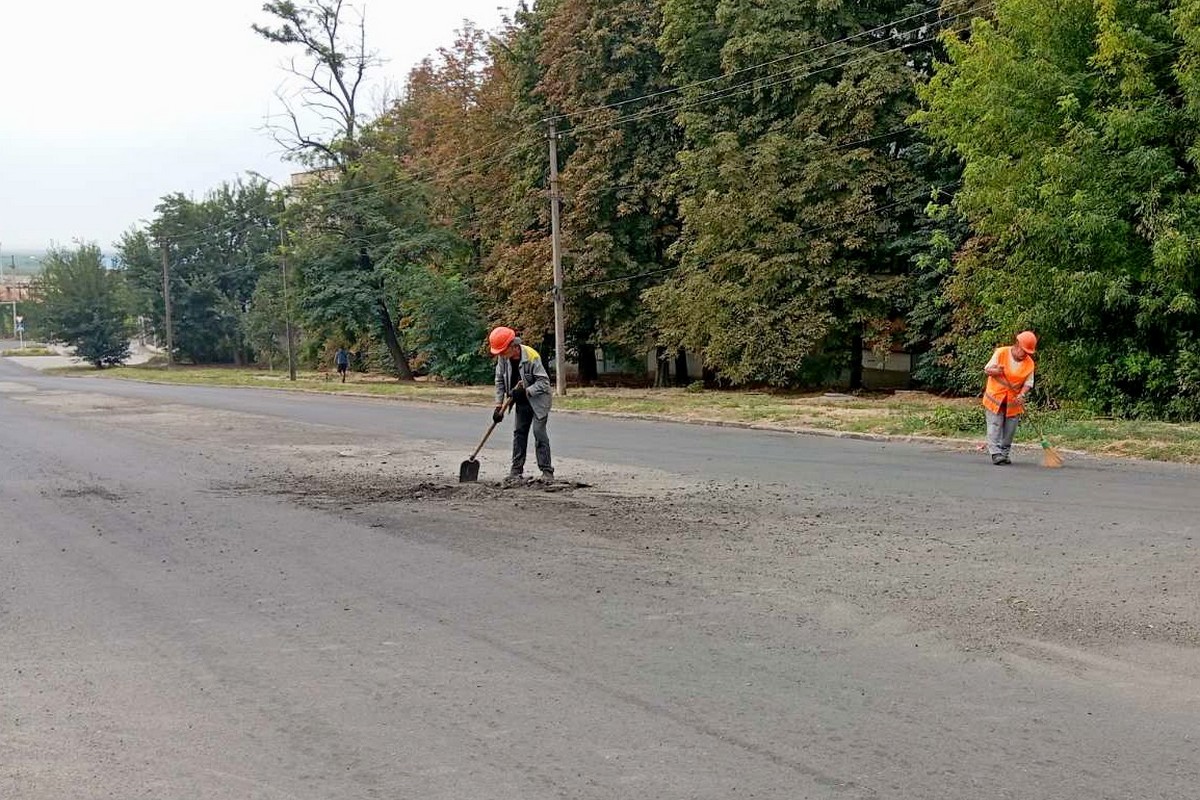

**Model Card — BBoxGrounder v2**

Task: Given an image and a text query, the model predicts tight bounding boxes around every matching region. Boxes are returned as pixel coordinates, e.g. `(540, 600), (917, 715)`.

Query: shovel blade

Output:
(459, 457), (481, 483)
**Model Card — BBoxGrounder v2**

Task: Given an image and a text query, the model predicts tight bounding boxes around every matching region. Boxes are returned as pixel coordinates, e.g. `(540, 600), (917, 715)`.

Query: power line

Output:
(134, 4), (993, 264)
(546, 0), (982, 125)
(147, 116), (928, 261)
(141, 0), (991, 250)
(560, 5), (989, 138)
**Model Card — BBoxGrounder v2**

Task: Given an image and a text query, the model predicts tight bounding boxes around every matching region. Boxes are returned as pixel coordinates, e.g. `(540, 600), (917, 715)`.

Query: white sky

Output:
(0, 0), (514, 252)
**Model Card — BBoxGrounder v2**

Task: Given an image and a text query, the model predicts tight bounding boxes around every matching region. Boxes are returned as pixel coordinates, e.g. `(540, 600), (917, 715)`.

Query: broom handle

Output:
(1026, 412), (1051, 444)
(469, 386), (521, 461)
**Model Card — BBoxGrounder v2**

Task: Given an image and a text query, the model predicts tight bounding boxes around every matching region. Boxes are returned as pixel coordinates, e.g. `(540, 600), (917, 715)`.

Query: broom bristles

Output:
(1041, 444), (1064, 468)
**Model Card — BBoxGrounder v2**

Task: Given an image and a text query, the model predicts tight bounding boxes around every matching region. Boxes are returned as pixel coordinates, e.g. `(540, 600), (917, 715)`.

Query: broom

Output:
(1026, 415), (1064, 468)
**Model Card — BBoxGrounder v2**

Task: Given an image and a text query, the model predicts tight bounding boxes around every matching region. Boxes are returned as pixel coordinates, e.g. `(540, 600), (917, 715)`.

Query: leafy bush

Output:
(37, 244), (130, 368)
(397, 267), (492, 384)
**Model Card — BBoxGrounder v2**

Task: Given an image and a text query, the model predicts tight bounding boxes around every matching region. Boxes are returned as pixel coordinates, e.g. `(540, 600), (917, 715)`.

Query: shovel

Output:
(459, 385), (521, 483)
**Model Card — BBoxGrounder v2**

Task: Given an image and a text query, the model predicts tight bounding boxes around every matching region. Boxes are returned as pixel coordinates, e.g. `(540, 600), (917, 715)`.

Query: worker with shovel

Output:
(982, 330), (1038, 465)
(490, 326), (554, 483)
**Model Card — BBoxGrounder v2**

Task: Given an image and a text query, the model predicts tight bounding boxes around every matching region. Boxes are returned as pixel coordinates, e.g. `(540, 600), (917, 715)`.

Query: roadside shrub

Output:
(397, 267), (492, 384)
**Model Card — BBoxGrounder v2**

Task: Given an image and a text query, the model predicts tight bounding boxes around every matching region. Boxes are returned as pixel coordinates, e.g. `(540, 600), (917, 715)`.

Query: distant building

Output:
(290, 168), (337, 189)
(0, 275), (33, 303)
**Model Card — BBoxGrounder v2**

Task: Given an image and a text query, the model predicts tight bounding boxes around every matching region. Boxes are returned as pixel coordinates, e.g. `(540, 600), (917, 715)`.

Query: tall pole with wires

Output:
(248, 173), (299, 381)
(7, 254), (18, 343)
(160, 242), (174, 368)
(279, 227), (297, 382)
(548, 123), (567, 396)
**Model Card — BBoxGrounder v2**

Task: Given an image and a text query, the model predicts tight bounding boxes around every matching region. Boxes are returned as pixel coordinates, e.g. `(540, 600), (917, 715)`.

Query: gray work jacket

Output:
(495, 342), (552, 420)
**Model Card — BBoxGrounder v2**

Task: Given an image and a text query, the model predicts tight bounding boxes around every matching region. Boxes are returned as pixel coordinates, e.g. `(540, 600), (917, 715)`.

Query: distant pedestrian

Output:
(982, 331), (1037, 465)
(335, 347), (350, 383)
(488, 326), (554, 483)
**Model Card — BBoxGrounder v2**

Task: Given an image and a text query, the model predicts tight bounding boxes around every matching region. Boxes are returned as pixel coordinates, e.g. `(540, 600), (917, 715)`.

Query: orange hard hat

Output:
(488, 326), (517, 355)
(1016, 330), (1037, 353)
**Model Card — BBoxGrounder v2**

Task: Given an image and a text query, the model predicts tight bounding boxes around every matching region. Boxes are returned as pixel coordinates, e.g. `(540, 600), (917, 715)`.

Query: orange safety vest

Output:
(982, 346), (1036, 417)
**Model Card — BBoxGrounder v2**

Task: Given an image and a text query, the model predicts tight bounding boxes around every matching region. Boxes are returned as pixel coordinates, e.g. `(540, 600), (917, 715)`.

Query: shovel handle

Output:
(469, 391), (518, 461)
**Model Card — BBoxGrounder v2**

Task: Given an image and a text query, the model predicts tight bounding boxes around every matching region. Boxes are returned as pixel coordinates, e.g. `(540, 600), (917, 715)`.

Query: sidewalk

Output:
(2, 341), (156, 371)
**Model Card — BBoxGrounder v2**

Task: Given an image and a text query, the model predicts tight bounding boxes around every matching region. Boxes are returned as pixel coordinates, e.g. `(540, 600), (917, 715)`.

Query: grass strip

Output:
(50, 364), (1200, 464)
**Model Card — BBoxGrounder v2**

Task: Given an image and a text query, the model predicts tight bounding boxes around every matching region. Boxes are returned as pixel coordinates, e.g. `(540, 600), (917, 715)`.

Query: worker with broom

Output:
(489, 326), (555, 483)
(982, 330), (1038, 465)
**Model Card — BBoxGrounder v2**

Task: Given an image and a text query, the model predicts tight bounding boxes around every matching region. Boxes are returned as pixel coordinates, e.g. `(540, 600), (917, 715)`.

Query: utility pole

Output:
(548, 123), (567, 396)
(249, 173), (298, 382)
(8, 255), (17, 343)
(160, 242), (174, 368)
(280, 229), (297, 381)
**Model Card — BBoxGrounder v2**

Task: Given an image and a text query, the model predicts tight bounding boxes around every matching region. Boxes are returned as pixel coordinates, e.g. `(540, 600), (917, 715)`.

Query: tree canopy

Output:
(919, 0), (1200, 418)
(37, 244), (130, 368)
(53, 0), (1199, 420)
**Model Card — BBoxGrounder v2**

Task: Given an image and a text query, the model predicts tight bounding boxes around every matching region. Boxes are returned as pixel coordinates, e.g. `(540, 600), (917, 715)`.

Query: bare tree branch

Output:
(268, 92), (340, 164)
(254, 0), (376, 164)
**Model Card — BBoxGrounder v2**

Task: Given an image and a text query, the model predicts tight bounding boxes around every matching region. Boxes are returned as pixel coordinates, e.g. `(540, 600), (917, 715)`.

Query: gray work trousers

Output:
(512, 402), (553, 475)
(985, 407), (1021, 457)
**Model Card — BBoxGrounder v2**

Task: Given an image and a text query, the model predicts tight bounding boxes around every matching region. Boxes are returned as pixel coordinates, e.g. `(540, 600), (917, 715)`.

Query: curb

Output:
(546, 409), (1083, 456)
(78, 372), (1090, 458)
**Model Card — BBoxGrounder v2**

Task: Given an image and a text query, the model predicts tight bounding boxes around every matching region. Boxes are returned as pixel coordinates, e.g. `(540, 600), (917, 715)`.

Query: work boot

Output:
(502, 472), (524, 487)
(538, 470), (555, 483)
(999, 455), (1012, 465)
(991, 454), (1005, 465)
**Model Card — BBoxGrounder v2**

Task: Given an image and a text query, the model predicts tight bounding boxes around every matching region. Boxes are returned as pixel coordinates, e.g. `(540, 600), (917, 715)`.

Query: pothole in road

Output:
(225, 474), (591, 505)
(58, 485), (123, 502)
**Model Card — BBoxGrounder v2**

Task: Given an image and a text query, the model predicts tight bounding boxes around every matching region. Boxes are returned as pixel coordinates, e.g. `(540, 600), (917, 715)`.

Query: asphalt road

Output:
(1, 358), (1197, 799)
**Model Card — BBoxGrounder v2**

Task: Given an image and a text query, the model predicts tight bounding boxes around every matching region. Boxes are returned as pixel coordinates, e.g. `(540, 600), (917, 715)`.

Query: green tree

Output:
(918, 0), (1200, 418)
(241, 267), (288, 369)
(119, 181), (280, 364)
(398, 267), (492, 383)
(647, 0), (942, 387)
(284, 140), (464, 372)
(115, 228), (160, 341)
(255, 0), (420, 379)
(539, 0), (683, 379)
(37, 244), (130, 368)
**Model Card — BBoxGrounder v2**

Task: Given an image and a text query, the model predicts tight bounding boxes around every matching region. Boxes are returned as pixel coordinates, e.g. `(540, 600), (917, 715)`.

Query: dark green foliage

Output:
(648, 0), (941, 386)
(919, 0), (1200, 419)
(241, 267), (288, 369)
(119, 181), (280, 365)
(37, 244), (130, 368)
(540, 0), (683, 363)
(285, 148), (462, 379)
(397, 267), (492, 383)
